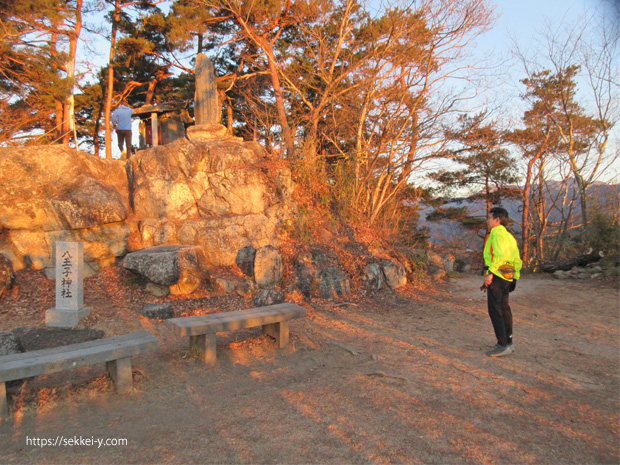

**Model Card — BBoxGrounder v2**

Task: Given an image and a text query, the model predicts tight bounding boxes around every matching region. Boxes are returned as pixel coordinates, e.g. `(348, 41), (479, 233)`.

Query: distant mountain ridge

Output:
(417, 181), (619, 251)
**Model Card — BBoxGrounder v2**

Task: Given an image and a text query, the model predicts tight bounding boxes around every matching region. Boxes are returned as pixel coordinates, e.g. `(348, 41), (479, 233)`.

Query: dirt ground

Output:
(0, 268), (618, 465)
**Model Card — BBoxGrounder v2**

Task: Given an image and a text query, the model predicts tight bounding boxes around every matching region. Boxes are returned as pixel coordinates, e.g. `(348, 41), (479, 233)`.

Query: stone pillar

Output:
(45, 241), (92, 327)
(186, 53), (231, 142)
(194, 54), (220, 125)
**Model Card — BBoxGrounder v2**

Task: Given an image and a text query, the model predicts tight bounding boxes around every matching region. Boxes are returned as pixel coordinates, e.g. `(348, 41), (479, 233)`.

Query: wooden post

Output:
(151, 112), (159, 147)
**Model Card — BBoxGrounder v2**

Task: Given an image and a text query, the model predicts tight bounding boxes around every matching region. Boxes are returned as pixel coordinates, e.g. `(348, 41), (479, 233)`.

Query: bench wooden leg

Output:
(263, 321), (289, 348)
(190, 334), (217, 365)
(106, 357), (133, 394)
(0, 382), (7, 420)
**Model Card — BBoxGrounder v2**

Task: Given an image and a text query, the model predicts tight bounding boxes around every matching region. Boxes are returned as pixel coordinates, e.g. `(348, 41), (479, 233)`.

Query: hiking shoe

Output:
(486, 345), (512, 357)
(508, 342), (515, 352)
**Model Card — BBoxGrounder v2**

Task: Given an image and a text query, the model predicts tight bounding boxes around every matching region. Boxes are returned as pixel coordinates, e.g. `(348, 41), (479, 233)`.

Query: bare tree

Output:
(514, 9), (619, 249)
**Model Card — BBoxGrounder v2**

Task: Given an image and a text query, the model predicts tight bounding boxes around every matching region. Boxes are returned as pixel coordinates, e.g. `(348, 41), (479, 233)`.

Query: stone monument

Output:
(45, 241), (92, 327)
(186, 53), (229, 142)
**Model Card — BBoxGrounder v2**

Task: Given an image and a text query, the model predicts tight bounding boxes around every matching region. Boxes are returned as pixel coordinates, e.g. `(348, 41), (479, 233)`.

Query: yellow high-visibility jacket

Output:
(483, 225), (523, 281)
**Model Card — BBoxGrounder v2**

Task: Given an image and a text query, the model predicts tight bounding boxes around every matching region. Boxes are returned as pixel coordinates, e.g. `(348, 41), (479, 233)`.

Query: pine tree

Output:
(0, 0), (85, 145)
(430, 112), (518, 222)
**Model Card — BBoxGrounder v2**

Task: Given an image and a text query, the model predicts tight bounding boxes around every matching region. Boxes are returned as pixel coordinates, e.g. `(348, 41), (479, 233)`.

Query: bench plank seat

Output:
(166, 303), (306, 365)
(0, 331), (159, 419)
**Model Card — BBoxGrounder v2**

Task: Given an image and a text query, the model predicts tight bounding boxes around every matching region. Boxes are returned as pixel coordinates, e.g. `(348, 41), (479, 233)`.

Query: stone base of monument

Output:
(45, 307), (92, 328)
(187, 123), (229, 142)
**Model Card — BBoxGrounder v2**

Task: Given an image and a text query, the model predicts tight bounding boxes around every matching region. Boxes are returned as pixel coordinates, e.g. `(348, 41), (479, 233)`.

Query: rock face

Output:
(128, 138), (294, 266)
(0, 136), (293, 280)
(0, 146), (130, 275)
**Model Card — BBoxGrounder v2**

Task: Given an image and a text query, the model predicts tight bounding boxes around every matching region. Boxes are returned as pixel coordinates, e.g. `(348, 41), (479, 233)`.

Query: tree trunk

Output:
(104, 0), (121, 160)
(535, 158), (547, 264)
(401, 112), (418, 183)
(574, 171), (588, 246)
(485, 175), (491, 222)
(521, 166), (533, 266)
(61, 0), (82, 146)
(263, 43), (295, 158)
(539, 250), (603, 272)
(521, 146), (545, 265)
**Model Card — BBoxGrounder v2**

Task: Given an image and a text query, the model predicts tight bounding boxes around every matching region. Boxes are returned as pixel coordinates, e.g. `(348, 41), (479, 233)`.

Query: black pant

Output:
(487, 273), (513, 346)
(116, 129), (132, 157)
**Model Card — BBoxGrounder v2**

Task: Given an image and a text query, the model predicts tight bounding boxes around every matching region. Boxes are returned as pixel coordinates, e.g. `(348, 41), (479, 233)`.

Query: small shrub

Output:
(587, 206), (620, 259)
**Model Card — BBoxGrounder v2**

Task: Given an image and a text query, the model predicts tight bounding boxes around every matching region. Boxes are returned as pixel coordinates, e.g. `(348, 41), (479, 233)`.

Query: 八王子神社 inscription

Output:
(45, 241), (92, 327)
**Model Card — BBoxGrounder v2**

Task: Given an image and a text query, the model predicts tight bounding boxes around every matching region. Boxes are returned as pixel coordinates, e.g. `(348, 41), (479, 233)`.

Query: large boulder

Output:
(123, 245), (209, 295)
(254, 246), (283, 288)
(128, 138), (294, 267)
(0, 146), (130, 273)
(318, 267), (351, 299)
(363, 262), (385, 290)
(236, 246), (257, 278)
(382, 260), (407, 288)
(8, 223), (130, 277)
(294, 250), (351, 300)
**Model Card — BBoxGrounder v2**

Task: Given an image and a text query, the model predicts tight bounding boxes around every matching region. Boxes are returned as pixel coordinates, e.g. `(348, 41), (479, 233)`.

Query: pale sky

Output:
(473, 0), (620, 183)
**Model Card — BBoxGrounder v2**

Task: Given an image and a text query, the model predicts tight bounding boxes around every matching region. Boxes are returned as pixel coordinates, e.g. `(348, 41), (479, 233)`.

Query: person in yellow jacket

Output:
(482, 207), (523, 357)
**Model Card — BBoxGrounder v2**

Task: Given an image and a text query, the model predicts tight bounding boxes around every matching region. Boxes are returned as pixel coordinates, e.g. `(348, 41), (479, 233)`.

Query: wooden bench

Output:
(0, 331), (159, 419)
(166, 303), (307, 365)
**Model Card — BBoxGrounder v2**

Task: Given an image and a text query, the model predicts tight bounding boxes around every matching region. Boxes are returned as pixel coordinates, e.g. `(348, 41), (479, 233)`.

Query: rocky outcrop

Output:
(0, 136), (293, 283)
(0, 146), (129, 275)
(128, 138), (294, 267)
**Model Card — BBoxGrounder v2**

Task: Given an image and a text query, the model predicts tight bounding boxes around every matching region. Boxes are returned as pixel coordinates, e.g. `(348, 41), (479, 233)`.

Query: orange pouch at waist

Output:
(498, 264), (515, 280)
